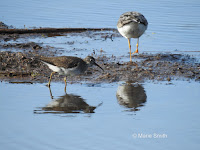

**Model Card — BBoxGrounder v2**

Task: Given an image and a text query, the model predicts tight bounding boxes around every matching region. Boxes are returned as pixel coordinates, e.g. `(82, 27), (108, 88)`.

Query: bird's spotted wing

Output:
(117, 12), (148, 28)
(40, 56), (83, 68)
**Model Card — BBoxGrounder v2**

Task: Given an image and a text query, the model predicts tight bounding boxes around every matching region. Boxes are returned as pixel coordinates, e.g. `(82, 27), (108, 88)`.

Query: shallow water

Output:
(1, 0), (200, 53)
(0, 81), (200, 149)
(1, 1), (200, 149)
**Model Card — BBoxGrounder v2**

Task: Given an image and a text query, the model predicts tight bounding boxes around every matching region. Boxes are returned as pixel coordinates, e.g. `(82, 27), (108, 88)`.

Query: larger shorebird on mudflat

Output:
(117, 11), (148, 62)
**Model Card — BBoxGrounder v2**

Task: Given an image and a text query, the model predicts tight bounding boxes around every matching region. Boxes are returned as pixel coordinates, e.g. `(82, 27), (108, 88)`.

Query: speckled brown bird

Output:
(117, 11), (148, 62)
(40, 56), (104, 91)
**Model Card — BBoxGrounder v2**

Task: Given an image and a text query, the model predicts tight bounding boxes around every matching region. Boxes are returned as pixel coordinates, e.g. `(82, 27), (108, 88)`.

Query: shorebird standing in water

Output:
(117, 11), (148, 62)
(40, 56), (104, 92)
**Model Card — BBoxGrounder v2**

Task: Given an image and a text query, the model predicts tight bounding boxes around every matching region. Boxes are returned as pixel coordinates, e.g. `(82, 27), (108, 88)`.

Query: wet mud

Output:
(1, 50), (199, 84)
(0, 23), (200, 84)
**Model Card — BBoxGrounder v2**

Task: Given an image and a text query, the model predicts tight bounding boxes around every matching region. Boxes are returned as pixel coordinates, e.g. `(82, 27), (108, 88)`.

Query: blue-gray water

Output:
(1, 0), (200, 149)
(0, 81), (200, 149)
(1, 0), (200, 52)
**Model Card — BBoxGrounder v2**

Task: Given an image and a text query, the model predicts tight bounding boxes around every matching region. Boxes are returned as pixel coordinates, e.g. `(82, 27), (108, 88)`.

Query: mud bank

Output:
(0, 24), (200, 84)
(0, 50), (199, 84)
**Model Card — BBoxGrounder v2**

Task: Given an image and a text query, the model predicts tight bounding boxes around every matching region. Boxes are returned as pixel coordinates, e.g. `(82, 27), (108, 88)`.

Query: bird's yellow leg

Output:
(132, 38), (139, 54)
(128, 38), (132, 62)
(47, 72), (56, 87)
(64, 77), (67, 93)
(48, 86), (54, 99)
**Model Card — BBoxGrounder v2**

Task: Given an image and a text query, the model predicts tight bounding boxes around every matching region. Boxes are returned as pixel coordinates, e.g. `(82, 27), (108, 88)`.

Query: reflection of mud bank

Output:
(0, 50), (199, 83)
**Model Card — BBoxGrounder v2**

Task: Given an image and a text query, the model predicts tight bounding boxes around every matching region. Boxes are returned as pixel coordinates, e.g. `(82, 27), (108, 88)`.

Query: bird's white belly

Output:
(117, 22), (147, 39)
(60, 67), (82, 76)
(42, 61), (87, 76)
(43, 62), (62, 73)
(43, 62), (70, 76)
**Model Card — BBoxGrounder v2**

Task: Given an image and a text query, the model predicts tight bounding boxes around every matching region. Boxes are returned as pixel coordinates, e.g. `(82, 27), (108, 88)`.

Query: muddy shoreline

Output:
(0, 25), (200, 84)
(1, 49), (199, 84)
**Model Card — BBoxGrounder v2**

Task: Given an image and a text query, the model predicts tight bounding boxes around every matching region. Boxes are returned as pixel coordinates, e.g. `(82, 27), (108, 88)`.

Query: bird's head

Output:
(84, 56), (104, 71)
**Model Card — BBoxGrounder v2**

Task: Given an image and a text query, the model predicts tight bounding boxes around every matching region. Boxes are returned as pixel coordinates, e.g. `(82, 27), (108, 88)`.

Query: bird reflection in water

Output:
(116, 83), (147, 111)
(35, 87), (102, 114)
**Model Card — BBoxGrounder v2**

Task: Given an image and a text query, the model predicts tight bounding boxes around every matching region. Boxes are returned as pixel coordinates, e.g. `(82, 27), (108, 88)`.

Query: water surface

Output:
(0, 81), (200, 149)
(1, 1), (200, 149)
(1, 0), (200, 53)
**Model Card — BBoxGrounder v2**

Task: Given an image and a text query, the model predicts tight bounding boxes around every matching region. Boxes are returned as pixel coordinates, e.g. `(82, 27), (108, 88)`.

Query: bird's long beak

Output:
(94, 62), (104, 72)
